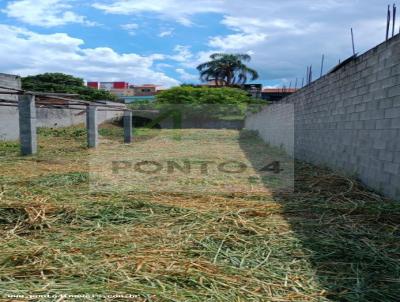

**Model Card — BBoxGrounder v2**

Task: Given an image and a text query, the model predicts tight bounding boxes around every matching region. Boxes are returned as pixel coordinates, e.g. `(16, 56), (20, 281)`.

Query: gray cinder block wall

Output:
(246, 103), (295, 156)
(245, 35), (400, 200)
(0, 74), (21, 140)
(0, 73), (20, 100)
(0, 73), (124, 141)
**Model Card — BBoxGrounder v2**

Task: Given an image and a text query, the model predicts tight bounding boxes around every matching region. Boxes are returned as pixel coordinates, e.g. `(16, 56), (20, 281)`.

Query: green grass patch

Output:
(28, 172), (89, 187)
(38, 126), (87, 138)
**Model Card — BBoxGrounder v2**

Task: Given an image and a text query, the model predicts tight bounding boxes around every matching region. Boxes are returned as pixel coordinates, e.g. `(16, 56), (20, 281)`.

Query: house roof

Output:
(262, 88), (298, 93)
(131, 85), (158, 89)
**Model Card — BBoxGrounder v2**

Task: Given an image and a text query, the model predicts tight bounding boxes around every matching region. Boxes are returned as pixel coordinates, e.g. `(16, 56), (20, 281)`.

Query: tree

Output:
(196, 53), (259, 86)
(22, 73), (117, 102)
(156, 86), (259, 120)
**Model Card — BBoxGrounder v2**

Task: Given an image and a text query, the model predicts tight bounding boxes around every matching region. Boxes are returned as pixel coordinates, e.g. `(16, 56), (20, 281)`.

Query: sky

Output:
(0, 0), (393, 88)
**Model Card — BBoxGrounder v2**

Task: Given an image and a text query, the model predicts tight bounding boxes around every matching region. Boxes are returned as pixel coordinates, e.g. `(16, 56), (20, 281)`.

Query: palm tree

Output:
(196, 53), (259, 86)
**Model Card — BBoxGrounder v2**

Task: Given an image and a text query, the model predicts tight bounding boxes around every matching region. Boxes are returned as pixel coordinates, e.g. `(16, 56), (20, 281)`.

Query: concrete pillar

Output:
(86, 105), (98, 148)
(123, 110), (133, 143)
(18, 94), (37, 155)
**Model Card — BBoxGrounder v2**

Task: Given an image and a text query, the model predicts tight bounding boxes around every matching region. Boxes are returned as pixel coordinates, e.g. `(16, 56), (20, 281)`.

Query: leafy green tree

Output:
(22, 73), (117, 102)
(156, 86), (260, 119)
(196, 54), (259, 86)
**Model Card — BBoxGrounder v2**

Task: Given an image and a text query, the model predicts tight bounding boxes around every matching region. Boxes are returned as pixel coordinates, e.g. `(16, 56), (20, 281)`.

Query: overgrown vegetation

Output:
(0, 126), (399, 301)
(157, 86), (253, 105)
(22, 73), (117, 102)
(155, 86), (261, 119)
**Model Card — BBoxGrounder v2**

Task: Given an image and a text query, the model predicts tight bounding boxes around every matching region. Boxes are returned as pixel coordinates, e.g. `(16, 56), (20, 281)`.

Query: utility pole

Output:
(320, 54), (325, 77)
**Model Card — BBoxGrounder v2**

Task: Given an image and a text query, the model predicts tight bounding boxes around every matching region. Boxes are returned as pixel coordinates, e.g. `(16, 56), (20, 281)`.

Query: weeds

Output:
(0, 125), (399, 301)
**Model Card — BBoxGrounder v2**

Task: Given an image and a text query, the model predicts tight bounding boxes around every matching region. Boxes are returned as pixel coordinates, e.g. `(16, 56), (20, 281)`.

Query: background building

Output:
(131, 84), (157, 96)
(87, 82), (99, 89)
(86, 80), (298, 103)
(109, 88), (135, 97)
(261, 88), (297, 102)
(86, 81), (158, 103)
(242, 84), (262, 98)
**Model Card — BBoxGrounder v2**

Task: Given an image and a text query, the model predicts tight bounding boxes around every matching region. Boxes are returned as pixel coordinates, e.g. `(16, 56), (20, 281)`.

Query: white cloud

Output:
(222, 16), (297, 34)
(307, 0), (350, 11)
(208, 33), (267, 50)
(176, 17), (193, 27)
(93, 0), (224, 26)
(222, 16), (264, 33)
(121, 23), (139, 30)
(156, 63), (173, 70)
(159, 29), (174, 38)
(171, 50), (215, 71)
(170, 45), (193, 62)
(0, 24), (180, 87)
(220, 15), (321, 38)
(93, 1), (166, 14)
(176, 68), (198, 82)
(3, 0), (95, 27)
(121, 23), (139, 35)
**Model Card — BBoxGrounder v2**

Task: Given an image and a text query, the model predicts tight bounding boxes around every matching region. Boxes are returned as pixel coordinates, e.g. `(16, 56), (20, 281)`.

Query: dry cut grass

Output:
(0, 125), (399, 302)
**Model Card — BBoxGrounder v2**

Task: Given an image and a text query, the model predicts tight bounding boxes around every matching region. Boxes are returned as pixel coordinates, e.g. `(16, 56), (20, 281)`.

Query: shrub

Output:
(156, 86), (253, 105)
(156, 86), (259, 119)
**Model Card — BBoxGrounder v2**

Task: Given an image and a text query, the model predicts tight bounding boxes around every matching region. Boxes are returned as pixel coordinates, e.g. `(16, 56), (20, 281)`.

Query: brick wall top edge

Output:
(276, 33), (400, 105)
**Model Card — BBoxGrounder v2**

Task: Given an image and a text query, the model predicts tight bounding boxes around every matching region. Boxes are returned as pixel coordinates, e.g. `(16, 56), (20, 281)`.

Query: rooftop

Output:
(262, 88), (298, 93)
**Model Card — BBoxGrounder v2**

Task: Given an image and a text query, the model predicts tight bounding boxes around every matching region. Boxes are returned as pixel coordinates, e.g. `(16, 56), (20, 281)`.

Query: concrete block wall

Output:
(245, 103), (294, 156)
(245, 35), (400, 200)
(0, 73), (20, 101)
(0, 74), (21, 140)
(0, 73), (124, 140)
(36, 106), (123, 129)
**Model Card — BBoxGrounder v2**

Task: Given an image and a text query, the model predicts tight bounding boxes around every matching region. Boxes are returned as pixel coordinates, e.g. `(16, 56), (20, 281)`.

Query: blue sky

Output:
(0, 0), (392, 87)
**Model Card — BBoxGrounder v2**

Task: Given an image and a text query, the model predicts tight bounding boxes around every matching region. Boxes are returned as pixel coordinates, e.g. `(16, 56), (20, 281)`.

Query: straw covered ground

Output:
(0, 125), (399, 302)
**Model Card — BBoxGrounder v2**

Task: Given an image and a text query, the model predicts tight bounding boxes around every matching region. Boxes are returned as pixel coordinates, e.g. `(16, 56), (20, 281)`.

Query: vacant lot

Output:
(0, 126), (399, 302)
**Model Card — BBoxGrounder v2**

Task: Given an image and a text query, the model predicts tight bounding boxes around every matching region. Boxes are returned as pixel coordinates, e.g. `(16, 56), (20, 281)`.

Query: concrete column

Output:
(123, 110), (133, 143)
(86, 105), (98, 148)
(18, 94), (37, 155)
